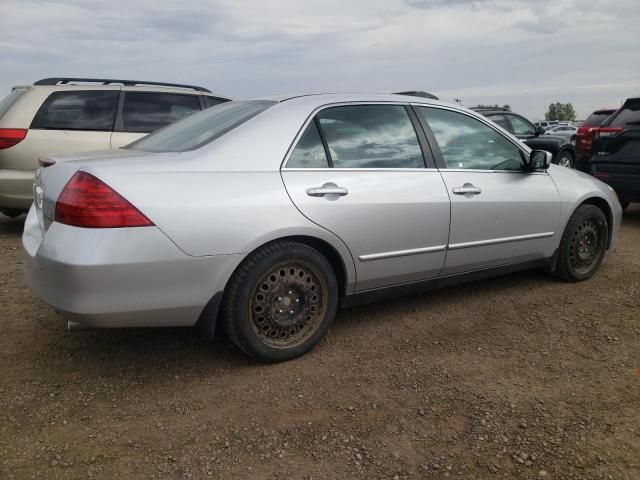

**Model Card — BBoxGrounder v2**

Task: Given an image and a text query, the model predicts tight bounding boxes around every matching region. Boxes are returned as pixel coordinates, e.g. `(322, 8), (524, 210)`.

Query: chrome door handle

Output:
(452, 184), (482, 195)
(306, 183), (348, 197)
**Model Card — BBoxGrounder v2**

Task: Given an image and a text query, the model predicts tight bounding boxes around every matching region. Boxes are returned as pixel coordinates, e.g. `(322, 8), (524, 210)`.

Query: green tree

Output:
(545, 102), (576, 121)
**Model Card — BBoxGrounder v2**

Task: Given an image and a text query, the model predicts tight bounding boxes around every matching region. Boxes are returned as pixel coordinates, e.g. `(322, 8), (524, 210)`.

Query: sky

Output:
(1, 0), (638, 121)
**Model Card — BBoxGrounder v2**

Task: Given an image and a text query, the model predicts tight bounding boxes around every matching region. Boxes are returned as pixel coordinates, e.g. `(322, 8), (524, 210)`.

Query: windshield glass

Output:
(128, 100), (277, 152)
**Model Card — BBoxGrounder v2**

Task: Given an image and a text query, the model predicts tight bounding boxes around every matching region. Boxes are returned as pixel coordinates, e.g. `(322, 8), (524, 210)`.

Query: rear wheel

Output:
(554, 149), (574, 168)
(221, 241), (338, 362)
(554, 205), (608, 282)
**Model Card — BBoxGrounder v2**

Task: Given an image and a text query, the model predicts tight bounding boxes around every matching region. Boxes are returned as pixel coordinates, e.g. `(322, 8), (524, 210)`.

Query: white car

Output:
(0, 77), (229, 217)
(545, 125), (578, 138)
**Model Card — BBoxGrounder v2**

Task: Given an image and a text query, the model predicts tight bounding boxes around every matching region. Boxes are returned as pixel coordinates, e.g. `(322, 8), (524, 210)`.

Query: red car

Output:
(575, 108), (616, 170)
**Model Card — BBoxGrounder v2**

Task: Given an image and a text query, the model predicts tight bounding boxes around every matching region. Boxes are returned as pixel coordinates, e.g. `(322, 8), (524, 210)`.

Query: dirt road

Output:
(1, 207), (639, 479)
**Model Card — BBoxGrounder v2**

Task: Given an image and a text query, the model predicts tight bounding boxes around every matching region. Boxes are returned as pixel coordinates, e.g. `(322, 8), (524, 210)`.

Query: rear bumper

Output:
(22, 207), (242, 328)
(0, 169), (35, 209)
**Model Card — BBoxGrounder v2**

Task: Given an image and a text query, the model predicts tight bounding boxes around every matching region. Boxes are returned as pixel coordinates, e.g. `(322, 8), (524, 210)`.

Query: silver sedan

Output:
(23, 94), (622, 362)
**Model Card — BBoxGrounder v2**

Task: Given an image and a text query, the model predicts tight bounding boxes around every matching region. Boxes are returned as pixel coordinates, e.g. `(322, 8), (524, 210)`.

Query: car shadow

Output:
(0, 213), (26, 235)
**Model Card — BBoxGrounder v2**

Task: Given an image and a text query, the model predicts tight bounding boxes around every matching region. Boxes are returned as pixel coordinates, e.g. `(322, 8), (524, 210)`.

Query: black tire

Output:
(554, 204), (608, 282)
(221, 241), (338, 362)
(554, 149), (574, 168)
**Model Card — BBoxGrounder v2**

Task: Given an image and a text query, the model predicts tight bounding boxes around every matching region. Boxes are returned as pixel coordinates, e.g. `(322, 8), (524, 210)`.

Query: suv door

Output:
(281, 104), (451, 291)
(415, 106), (561, 274)
(110, 90), (202, 147)
(28, 89), (119, 158)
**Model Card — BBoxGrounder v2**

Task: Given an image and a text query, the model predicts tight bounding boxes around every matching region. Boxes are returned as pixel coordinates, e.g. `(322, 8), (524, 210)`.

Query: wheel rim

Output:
(249, 260), (328, 349)
(568, 219), (602, 274)
(557, 153), (572, 168)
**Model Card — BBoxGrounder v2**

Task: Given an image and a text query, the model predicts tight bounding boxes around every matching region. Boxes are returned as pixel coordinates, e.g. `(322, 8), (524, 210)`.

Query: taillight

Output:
(0, 128), (27, 149)
(596, 127), (624, 139)
(55, 171), (153, 228)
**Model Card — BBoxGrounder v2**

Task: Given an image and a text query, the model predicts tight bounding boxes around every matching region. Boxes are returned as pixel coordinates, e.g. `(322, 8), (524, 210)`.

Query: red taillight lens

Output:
(596, 127), (624, 139)
(55, 172), (153, 228)
(0, 129), (27, 149)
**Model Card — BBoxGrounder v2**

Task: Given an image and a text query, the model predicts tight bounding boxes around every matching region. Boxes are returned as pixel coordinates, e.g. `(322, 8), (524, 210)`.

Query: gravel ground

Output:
(1, 207), (639, 480)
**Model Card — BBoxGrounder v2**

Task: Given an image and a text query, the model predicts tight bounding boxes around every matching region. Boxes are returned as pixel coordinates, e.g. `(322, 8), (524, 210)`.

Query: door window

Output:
(417, 107), (524, 171)
(30, 91), (119, 131)
(287, 121), (329, 168)
(488, 114), (511, 131)
(508, 115), (536, 136)
(120, 92), (201, 133)
(316, 105), (424, 168)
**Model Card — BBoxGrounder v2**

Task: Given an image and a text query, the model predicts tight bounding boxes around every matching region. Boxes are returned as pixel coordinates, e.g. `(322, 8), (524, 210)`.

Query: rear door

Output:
(414, 105), (561, 274)
(110, 89), (202, 148)
(27, 90), (118, 160)
(282, 103), (451, 291)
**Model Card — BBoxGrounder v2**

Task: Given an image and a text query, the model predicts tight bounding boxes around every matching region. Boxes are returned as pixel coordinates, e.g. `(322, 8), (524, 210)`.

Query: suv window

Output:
(204, 96), (227, 109)
(316, 105), (424, 168)
(417, 107), (523, 171)
(508, 115), (536, 136)
(608, 99), (640, 128)
(584, 111), (614, 126)
(31, 91), (119, 131)
(129, 100), (276, 153)
(120, 92), (201, 133)
(287, 121), (329, 168)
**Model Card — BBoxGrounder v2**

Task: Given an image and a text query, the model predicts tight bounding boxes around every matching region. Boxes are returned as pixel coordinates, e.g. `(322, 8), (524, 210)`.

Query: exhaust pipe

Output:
(67, 320), (91, 332)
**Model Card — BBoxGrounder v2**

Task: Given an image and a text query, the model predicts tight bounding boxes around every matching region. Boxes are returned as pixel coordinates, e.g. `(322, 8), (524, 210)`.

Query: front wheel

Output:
(554, 149), (574, 168)
(221, 241), (338, 362)
(554, 205), (608, 282)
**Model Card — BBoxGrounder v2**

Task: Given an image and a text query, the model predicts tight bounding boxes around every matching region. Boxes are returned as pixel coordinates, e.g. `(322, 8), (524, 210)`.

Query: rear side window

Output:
(607, 100), (640, 128)
(204, 96), (227, 109)
(316, 105), (424, 168)
(0, 90), (25, 119)
(31, 91), (119, 131)
(120, 92), (201, 133)
(287, 121), (329, 168)
(584, 111), (614, 126)
(128, 100), (276, 152)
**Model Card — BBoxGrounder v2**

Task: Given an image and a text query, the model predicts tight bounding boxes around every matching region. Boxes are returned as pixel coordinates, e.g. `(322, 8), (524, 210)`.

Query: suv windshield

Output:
(128, 100), (276, 152)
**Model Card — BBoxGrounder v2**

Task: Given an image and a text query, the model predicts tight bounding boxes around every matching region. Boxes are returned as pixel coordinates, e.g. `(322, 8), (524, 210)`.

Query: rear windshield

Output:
(584, 111), (614, 126)
(128, 100), (276, 152)
(607, 100), (640, 128)
(0, 90), (25, 119)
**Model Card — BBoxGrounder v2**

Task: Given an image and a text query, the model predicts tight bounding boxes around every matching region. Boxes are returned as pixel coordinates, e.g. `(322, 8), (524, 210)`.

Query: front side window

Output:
(417, 107), (524, 171)
(509, 115), (536, 136)
(31, 91), (119, 131)
(120, 92), (201, 133)
(287, 121), (329, 168)
(488, 114), (511, 131)
(316, 105), (424, 168)
(129, 100), (276, 152)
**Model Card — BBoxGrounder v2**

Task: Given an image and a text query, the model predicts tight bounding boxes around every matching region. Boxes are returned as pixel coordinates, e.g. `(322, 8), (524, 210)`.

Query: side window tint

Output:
(509, 115), (536, 136)
(287, 121), (329, 168)
(120, 93), (201, 133)
(418, 107), (523, 171)
(317, 105), (424, 168)
(30, 91), (119, 131)
(204, 96), (227, 109)
(489, 114), (511, 131)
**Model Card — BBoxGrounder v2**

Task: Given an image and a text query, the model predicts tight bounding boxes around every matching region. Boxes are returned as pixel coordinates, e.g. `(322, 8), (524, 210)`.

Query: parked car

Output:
(473, 107), (576, 168)
(575, 108), (617, 170)
(23, 94), (621, 362)
(545, 125), (578, 138)
(0, 77), (230, 217)
(536, 120), (558, 130)
(584, 96), (640, 210)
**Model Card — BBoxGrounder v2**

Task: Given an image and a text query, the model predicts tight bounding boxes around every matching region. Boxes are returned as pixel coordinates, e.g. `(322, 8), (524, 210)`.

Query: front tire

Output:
(221, 241), (338, 362)
(554, 205), (608, 282)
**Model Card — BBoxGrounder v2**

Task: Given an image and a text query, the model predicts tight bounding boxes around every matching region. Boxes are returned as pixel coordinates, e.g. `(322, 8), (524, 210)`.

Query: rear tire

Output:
(554, 149), (574, 168)
(221, 241), (338, 362)
(554, 205), (608, 282)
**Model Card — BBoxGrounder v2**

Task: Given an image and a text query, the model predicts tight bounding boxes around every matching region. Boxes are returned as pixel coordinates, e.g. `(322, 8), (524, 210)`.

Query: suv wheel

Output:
(554, 150), (574, 168)
(221, 241), (338, 362)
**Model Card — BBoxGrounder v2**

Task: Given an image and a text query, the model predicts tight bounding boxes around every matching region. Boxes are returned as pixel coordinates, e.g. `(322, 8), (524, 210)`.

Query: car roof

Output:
(255, 92), (459, 110)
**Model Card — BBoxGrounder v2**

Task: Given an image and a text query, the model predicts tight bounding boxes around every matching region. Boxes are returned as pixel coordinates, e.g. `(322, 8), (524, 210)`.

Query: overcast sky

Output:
(1, 0), (638, 120)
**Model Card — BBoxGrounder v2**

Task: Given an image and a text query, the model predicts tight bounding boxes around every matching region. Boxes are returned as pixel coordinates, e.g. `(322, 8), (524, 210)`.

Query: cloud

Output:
(0, 0), (638, 120)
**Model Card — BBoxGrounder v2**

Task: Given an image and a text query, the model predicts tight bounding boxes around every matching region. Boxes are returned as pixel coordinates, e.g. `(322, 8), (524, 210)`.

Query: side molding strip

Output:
(448, 232), (554, 250)
(359, 245), (447, 262)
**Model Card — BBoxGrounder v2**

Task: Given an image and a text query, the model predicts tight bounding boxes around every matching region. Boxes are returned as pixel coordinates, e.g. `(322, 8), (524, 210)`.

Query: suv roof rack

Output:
(34, 77), (212, 93)
(470, 106), (510, 112)
(394, 90), (439, 100)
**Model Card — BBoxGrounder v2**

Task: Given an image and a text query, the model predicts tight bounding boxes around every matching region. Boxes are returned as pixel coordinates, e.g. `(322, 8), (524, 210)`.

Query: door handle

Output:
(452, 184), (482, 195)
(306, 183), (348, 197)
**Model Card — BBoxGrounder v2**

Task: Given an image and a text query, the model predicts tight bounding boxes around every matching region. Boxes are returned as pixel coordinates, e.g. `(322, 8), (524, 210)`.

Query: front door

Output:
(282, 104), (451, 291)
(415, 106), (561, 275)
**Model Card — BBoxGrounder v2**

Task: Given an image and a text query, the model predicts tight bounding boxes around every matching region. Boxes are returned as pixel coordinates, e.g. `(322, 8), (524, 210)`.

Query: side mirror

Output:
(525, 150), (552, 171)
(536, 126), (546, 136)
